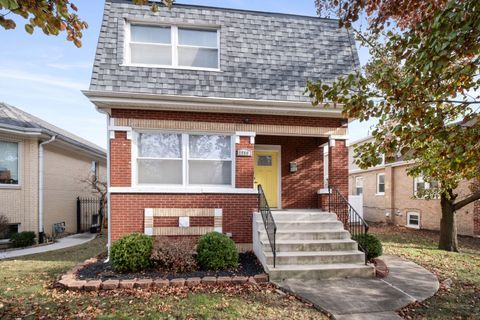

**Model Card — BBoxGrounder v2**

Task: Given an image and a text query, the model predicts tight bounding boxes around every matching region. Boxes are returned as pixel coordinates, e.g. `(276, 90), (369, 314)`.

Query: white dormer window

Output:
(127, 23), (219, 70)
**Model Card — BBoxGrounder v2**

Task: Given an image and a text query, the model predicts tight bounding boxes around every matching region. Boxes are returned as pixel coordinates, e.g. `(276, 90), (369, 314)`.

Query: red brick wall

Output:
(110, 194), (258, 243)
(328, 139), (348, 197)
(110, 131), (131, 187)
(235, 136), (254, 188)
(108, 109), (349, 242)
(112, 109), (342, 128)
(256, 135), (328, 208)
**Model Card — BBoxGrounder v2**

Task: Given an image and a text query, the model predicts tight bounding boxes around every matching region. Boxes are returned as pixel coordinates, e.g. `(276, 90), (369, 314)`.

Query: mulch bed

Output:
(78, 251), (264, 281)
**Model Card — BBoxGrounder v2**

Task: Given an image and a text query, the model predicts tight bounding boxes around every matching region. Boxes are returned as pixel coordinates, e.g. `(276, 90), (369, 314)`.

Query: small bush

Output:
(111, 233), (153, 272)
(197, 232), (238, 270)
(353, 233), (383, 261)
(0, 215), (8, 238)
(10, 231), (36, 248)
(151, 237), (197, 273)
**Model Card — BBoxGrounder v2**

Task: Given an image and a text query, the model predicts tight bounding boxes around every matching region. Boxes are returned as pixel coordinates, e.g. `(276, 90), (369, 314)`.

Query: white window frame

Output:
(413, 176), (438, 198)
(132, 130), (235, 189)
(407, 212), (420, 229)
(125, 22), (221, 71)
(355, 176), (364, 195)
(376, 173), (385, 195)
(0, 139), (21, 189)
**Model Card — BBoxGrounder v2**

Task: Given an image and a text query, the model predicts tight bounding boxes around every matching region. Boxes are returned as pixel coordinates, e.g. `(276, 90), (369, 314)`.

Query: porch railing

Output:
(328, 185), (369, 264)
(258, 185), (277, 268)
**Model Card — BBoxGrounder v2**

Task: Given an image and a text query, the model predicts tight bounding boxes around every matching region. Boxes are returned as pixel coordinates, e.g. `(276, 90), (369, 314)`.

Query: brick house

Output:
(85, 1), (374, 279)
(0, 103), (106, 244)
(349, 136), (480, 236)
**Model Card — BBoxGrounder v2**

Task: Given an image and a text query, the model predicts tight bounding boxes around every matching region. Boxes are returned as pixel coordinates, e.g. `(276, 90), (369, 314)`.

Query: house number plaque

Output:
(237, 149), (252, 157)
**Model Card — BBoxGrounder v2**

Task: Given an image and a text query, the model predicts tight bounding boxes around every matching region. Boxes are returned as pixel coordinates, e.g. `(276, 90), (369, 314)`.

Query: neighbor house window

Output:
(0, 223), (19, 239)
(128, 24), (219, 69)
(91, 161), (99, 180)
(355, 176), (364, 195)
(376, 173), (385, 194)
(414, 176), (439, 198)
(136, 132), (232, 186)
(407, 212), (420, 229)
(0, 140), (19, 185)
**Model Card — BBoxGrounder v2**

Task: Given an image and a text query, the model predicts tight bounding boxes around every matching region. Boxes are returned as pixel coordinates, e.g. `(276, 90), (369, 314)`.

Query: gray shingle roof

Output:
(90, 0), (359, 102)
(0, 102), (106, 157)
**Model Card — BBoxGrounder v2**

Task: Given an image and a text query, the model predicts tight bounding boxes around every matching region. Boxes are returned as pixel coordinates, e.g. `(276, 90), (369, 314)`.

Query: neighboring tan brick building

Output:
(84, 1), (358, 249)
(348, 136), (480, 236)
(0, 103), (106, 242)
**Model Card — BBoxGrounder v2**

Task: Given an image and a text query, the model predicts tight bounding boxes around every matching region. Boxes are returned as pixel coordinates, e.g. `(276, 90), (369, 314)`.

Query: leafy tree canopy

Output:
(312, 0), (480, 251)
(0, 0), (173, 47)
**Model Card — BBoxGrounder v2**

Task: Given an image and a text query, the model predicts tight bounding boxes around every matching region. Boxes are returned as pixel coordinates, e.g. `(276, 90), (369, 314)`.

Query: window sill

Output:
(120, 63), (222, 72)
(0, 184), (21, 190)
(317, 188), (331, 195)
(375, 193), (385, 196)
(110, 186), (257, 194)
(406, 224), (420, 229)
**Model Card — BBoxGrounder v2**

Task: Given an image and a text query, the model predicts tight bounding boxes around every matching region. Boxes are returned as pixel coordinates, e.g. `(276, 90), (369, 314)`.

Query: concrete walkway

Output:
(0, 233), (97, 260)
(275, 255), (439, 320)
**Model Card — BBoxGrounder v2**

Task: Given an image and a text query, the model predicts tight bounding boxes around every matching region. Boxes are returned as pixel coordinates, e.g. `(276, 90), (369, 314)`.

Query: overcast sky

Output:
(0, 0), (374, 148)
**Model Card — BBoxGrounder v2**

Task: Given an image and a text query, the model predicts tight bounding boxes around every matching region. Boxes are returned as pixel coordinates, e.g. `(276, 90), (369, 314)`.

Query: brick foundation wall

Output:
(256, 135), (327, 208)
(110, 194), (258, 243)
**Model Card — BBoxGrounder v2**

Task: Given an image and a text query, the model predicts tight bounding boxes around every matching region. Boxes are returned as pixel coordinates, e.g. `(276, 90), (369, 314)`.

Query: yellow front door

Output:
(254, 150), (279, 208)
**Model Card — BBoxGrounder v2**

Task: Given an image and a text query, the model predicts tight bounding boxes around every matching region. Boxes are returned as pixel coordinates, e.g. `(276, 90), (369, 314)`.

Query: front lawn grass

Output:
(371, 225), (480, 319)
(0, 234), (325, 319)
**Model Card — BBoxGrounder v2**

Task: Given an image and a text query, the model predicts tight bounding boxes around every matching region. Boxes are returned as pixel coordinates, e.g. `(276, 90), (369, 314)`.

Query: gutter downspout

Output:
(104, 114), (112, 262)
(38, 135), (56, 243)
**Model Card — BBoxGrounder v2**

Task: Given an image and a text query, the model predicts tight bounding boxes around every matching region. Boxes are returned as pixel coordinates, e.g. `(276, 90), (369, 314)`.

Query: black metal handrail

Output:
(258, 185), (277, 268)
(328, 185), (369, 264)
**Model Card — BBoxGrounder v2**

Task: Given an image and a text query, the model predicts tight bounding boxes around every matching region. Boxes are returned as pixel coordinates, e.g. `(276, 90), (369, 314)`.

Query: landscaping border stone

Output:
(373, 258), (389, 278)
(56, 258), (269, 291)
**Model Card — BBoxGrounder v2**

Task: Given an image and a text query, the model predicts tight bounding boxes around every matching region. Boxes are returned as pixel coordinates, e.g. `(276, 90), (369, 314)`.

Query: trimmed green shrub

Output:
(353, 233), (383, 261)
(111, 233), (153, 272)
(10, 231), (36, 248)
(0, 215), (9, 239)
(197, 232), (238, 270)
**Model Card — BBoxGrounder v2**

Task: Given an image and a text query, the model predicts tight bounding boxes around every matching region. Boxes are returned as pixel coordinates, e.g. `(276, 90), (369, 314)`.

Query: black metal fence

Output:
(328, 185), (369, 264)
(77, 197), (104, 233)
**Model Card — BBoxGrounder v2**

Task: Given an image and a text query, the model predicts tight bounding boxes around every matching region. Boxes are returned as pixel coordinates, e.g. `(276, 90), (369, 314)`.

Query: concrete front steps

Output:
(253, 210), (375, 281)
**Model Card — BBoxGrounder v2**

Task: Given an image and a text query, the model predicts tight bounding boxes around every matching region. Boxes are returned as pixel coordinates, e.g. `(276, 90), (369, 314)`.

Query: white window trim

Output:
(132, 130), (236, 190)
(323, 144), (329, 189)
(407, 212), (420, 229)
(124, 22), (221, 72)
(376, 173), (385, 195)
(0, 139), (22, 189)
(413, 176), (437, 198)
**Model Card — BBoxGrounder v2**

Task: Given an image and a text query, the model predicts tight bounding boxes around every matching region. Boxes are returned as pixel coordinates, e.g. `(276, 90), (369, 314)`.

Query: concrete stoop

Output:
(253, 211), (375, 281)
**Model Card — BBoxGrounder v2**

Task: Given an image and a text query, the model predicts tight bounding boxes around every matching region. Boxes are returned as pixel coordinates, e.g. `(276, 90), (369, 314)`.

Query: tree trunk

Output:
(438, 192), (458, 252)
